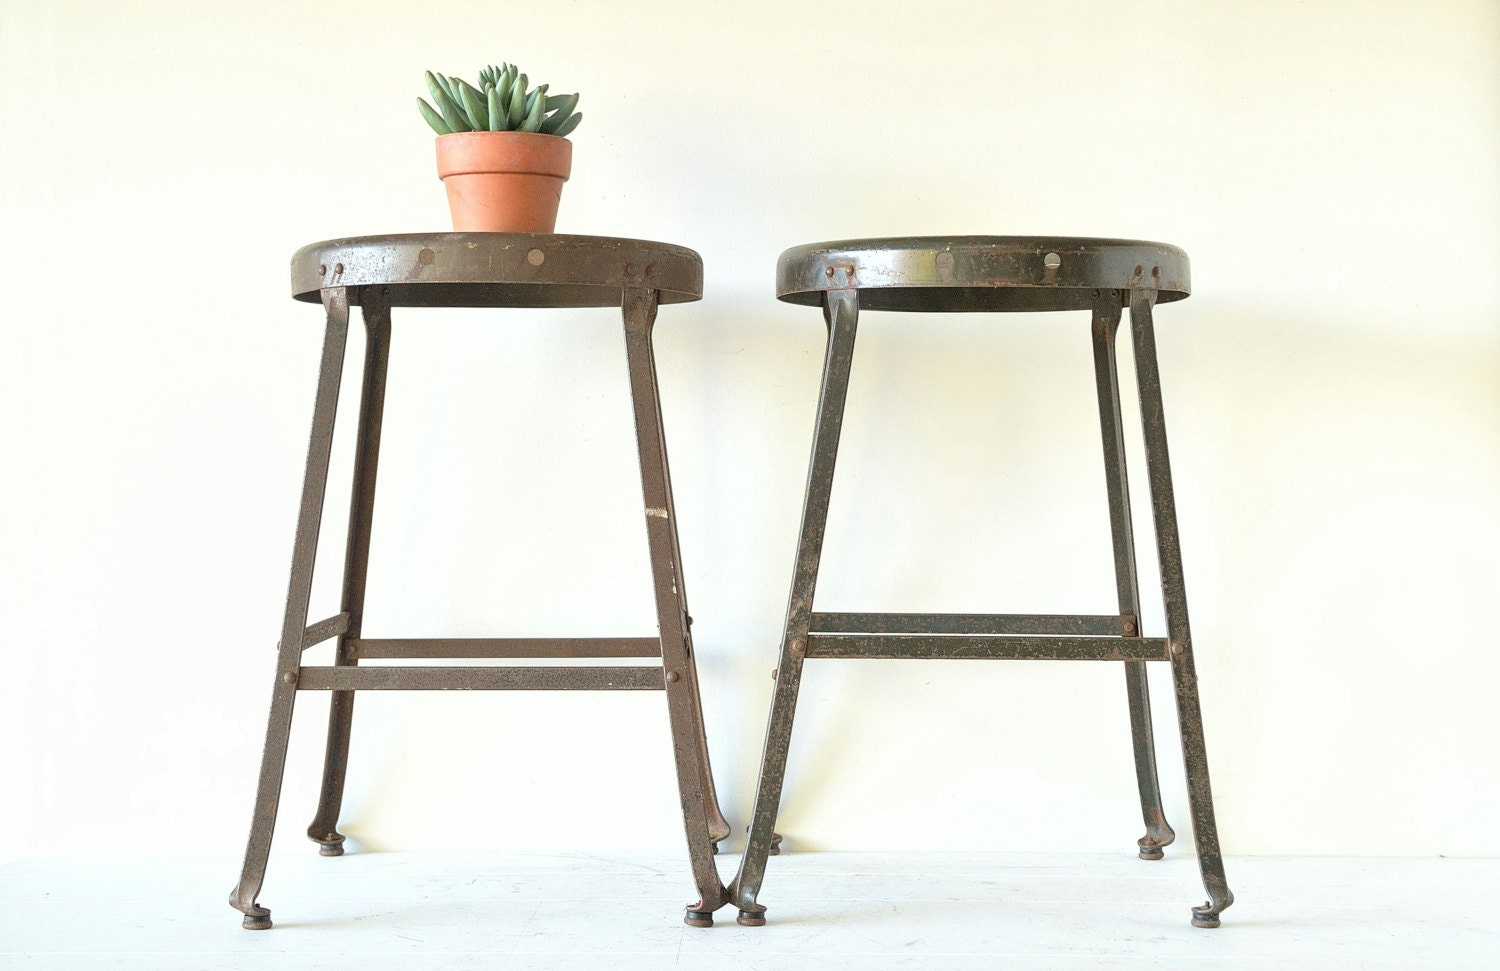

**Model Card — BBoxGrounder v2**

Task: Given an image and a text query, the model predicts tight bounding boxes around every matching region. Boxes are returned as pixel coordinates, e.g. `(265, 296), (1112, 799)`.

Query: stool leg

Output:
(633, 305), (732, 851)
(1090, 291), (1176, 860)
(230, 287), (351, 929)
(307, 288), (392, 857)
(731, 289), (860, 927)
(1127, 289), (1234, 928)
(620, 287), (730, 924)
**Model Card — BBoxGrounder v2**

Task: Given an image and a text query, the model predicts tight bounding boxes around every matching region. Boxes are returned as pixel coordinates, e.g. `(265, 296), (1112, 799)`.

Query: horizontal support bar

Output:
(809, 612), (1131, 636)
(805, 634), (1171, 662)
(301, 612), (351, 650)
(296, 665), (666, 691)
(348, 637), (662, 660)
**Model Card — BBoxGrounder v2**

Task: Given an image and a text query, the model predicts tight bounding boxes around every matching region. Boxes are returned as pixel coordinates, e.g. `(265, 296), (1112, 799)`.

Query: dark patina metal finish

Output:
(230, 233), (731, 930)
(728, 236), (1233, 929)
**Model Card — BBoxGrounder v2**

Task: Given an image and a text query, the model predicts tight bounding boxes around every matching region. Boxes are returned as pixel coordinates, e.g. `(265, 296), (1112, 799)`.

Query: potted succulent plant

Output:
(417, 63), (583, 233)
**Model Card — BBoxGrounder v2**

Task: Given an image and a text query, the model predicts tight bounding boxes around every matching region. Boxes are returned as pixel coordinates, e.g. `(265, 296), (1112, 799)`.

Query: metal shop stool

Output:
(727, 237), (1234, 928)
(230, 233), (733, 929)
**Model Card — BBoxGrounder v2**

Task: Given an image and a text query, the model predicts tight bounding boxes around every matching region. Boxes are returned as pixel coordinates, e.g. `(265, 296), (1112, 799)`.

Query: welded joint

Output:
(646, 507), (669, 519)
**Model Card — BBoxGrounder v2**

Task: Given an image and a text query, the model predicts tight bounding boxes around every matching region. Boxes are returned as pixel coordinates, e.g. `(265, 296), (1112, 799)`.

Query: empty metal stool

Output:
(727, 236), (1234, 928)
(229, 233), (732, 929)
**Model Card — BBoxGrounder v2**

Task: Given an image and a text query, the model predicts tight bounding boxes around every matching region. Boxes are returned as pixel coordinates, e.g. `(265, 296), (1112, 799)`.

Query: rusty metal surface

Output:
(349, 637), (662, 659)
(295, 666), (667, 691)
(809, 612), (1133, 636)
(777, 236), (1188, 312)
(1126, 288), (1233, 928)
(230, 287), (351, 929)
(231, 236), (727, 929)
(732, 288), (861, 926)
(291, 233), (702, 307)
(732, 236), (1233, 930)
(621, 286), (732, 916)
(306, 286), (389, 858)
(1090, 289), (1177, 862)
(803, 634), (1172, 661)
(300, 612), (351, 650)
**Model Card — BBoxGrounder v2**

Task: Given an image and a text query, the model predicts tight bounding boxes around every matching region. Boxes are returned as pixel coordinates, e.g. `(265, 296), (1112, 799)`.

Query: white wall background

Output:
(1, 1), (1497, 868)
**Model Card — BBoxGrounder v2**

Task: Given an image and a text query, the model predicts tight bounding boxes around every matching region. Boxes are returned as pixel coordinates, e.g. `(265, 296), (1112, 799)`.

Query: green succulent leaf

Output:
(493, 75), (515, 119)
(506, 79), (527, 126)
(425, 71), (472, 132)
(519, 89), (546, 132)
(486, 86), (503, 131)
(424, 70), (449, 106)
(417, 97), (453, 135)
(541, 92), (579, 125)
(552, 111), (582, 137)
(456, 79), (489, 129)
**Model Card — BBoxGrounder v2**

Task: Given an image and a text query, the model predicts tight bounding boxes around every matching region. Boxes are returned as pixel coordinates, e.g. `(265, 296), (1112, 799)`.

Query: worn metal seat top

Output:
(292, 233), (703, 308)
(777, 236), (1189, 313)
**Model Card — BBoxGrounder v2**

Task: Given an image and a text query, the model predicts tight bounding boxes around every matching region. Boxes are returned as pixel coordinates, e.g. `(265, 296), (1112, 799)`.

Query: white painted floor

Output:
(1, 851), (1496, 968)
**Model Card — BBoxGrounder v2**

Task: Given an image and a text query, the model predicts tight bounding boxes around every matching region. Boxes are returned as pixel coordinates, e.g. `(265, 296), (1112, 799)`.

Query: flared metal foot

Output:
(230, 885), (273, 931)
(684, 910), (715, 928)
(1137, 833), (1172, 860)
(317, 842), (344, 857)
(736, 909), (767, 927)
(1136, 829), (1174, 861)
(1190, 889), (1233, 928)
(241, 910), (272, 931)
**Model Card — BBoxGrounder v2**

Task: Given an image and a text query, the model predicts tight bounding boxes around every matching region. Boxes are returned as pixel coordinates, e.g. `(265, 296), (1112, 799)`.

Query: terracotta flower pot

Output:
(435, 131), (573, 233)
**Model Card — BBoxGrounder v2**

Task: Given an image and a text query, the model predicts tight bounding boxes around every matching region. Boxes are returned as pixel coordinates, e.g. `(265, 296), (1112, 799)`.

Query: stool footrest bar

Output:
(804, 634), (1171, 661)
(296, 665), (666, 690)
(301, 612), (351, 650)
(809, 612), (1131, 636)
(348, 637), (663, 659)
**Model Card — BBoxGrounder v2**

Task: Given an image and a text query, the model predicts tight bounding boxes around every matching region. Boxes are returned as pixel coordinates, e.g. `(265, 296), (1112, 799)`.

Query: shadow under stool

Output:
(725, 236), (1234, 929)
(229, 233), (732, 928)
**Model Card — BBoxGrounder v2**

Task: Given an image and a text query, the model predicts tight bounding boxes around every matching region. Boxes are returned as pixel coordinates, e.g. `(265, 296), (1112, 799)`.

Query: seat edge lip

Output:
(775, 235), (1190, 308)
(289, 233), (703, 306)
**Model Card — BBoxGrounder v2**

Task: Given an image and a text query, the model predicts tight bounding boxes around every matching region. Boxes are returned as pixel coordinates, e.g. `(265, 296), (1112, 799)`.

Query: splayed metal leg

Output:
(1090, 290), (1176, 861)
(731, 289), (860, 926)
(230, 288), (351, 929)
(622, 287), (731, 924)
(306, 288), (392, 858)
(1127, 284), (1233, 927)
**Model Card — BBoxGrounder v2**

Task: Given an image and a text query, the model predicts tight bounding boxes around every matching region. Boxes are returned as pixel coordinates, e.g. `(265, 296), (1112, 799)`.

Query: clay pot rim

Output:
(436, 130), (572, 180)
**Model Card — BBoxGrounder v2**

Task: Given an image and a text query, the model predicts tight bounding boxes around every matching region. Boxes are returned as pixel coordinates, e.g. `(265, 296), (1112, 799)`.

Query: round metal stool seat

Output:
(777, 236), (1188, 312)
